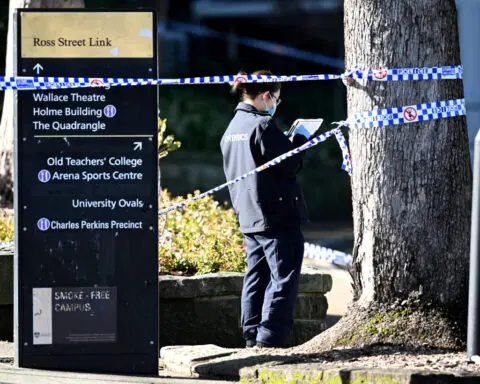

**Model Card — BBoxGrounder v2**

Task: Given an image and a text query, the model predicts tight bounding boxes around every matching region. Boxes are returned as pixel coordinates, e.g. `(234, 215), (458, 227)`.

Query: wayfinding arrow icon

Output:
(133, 142), (142, 151)
(33, 63), (43, 74)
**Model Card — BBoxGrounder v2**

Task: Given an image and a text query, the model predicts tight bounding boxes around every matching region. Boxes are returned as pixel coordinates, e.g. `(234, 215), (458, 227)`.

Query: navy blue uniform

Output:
(220, 102), (309, 347)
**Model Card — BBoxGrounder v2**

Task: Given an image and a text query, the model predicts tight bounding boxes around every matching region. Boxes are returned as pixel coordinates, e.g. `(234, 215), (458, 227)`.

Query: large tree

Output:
(0, 0), (84, 207)
(302, 0), (471, 351)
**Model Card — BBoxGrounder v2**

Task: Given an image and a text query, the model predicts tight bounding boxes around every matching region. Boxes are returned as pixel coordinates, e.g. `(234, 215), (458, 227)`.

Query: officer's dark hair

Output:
(231, 70), (281, 100)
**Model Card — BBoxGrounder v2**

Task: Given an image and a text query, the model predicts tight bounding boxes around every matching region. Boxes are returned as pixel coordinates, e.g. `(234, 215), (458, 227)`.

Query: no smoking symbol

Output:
(233, 76), (247, 85)
(90, 79), (104, 86)
(403, 107), (418, 121)
(373, 68), (388, 80)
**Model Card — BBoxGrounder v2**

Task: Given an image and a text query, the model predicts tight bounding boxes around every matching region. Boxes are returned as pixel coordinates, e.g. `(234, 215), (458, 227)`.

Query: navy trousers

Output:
(241, 228), (304, 346)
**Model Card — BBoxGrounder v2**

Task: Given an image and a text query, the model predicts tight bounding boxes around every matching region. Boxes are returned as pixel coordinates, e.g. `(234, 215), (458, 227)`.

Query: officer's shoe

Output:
(245, 340), (256, 348)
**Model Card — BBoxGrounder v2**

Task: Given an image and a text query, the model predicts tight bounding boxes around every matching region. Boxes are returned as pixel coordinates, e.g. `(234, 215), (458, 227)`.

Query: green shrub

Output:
(0, 210), (14, 242)
(158, 117), (181, 159)
(158, 189), (246, 275)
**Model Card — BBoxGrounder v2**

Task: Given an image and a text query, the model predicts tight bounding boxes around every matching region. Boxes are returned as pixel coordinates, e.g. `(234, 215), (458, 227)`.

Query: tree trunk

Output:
(0, 0), (84, 207)
(345, 0), (471, 313)
(298, 0), (471, 354)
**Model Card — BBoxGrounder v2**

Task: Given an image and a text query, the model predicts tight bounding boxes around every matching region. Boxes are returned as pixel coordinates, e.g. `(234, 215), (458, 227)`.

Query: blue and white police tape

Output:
(358, 65), (462, 81)
(0, 65), (464, 91)
(158, 128), (350, 216)
(0, 73), (340, 91)
(337, 98), (465, 129)
(333, 129), (352, 174)
(304, 243), (352, 266)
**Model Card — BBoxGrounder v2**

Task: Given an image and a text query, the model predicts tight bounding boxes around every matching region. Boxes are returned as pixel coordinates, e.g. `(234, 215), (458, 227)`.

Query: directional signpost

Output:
(14, 9), (159, 373)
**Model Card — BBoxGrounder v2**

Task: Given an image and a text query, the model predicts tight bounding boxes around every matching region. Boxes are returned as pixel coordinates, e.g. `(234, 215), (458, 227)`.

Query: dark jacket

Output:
(220, 102), (309, 234)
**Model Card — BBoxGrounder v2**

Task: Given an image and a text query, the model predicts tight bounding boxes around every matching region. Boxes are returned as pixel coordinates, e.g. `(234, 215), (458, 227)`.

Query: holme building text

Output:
(33, 37), (113, 47)
(31, 92), (114, 132)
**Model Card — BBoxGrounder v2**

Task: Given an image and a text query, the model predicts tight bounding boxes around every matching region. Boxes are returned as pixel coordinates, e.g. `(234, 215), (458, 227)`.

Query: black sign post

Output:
(14, 9), (159, 373)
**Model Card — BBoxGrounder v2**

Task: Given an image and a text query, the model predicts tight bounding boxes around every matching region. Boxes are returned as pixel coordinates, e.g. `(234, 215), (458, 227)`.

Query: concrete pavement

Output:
(302, 258), (353, 320)
(302, 224), (354, 320)
(0, 363), (235, 383)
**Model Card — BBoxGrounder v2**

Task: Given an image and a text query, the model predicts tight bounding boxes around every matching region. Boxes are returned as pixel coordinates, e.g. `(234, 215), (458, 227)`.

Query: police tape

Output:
(0, 65), (463, 91)
(304, 243), (352, 265)
(0, 73), (349, 90)
(359, 65), (462, 81)
(342, 98), (465, 129)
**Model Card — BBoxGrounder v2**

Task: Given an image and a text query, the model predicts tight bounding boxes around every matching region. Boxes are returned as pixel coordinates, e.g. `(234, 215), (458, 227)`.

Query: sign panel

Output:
(33, 287), (117, 345)
(20, 12), (154, 58)
(15, 9), (158, 374)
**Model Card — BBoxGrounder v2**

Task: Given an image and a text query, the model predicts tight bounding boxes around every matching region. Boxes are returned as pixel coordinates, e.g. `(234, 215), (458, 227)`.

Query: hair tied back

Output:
(230, 71), (248, 95)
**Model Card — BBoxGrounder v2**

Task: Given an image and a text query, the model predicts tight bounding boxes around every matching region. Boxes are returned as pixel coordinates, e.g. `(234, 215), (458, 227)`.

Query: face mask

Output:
(265, 94), (277, 116)
(266, 103), (276, 117)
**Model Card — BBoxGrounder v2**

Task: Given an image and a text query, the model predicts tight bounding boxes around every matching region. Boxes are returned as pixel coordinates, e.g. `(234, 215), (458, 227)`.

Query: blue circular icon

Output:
(37, 218), (50, 231)
(38, 169), (51, 183)
(103, 105), (117, 118)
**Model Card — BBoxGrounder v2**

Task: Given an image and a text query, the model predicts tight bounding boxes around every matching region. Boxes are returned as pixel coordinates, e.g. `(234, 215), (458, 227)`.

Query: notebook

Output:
(287, 118), (324, 137)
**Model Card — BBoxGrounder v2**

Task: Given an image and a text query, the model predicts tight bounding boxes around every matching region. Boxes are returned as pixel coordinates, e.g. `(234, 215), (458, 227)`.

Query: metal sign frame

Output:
(14, 9), (159, 374)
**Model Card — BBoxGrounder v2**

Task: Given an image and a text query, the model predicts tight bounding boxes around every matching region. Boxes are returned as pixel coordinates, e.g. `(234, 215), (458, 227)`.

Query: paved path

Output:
(0, 343), (234, 383)
(303, 224), (354, 319)
(303, 258), (353, 318)
(0, 364), (235, 383)
(0, 342), (13, 360)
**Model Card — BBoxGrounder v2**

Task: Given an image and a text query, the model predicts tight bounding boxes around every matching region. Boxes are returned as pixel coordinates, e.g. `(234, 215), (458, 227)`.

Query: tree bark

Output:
(0, 0), (84, 206)
(345, 0), (471, 313)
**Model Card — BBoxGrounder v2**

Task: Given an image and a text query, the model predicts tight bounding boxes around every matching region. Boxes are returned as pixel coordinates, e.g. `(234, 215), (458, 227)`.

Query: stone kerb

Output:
(159, 269), (332, 348)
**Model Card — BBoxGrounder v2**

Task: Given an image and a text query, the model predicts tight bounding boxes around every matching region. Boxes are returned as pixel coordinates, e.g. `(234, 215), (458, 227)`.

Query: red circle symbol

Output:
(90, 78), (110, 90)
(403, 107), (418, 121)
(234, 75), (247, 84)
(373, 68), (388, 80)
(90, 79), (105, 87)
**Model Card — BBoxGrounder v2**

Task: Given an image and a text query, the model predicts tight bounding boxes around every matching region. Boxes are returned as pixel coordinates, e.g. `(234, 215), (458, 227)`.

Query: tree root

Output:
(295, 298), (466, 354)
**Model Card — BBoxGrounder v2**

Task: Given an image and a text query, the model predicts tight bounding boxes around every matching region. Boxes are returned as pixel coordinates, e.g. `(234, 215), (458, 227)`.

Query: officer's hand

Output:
(292, 125), (311, 140)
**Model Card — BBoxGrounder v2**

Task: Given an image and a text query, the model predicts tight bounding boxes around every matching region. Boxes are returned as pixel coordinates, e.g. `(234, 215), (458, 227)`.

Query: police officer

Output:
(220, 70), (313, 348)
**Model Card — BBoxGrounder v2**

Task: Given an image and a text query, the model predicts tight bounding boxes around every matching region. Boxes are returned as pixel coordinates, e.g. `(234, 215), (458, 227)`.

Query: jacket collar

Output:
(235, 102), (270, 116)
